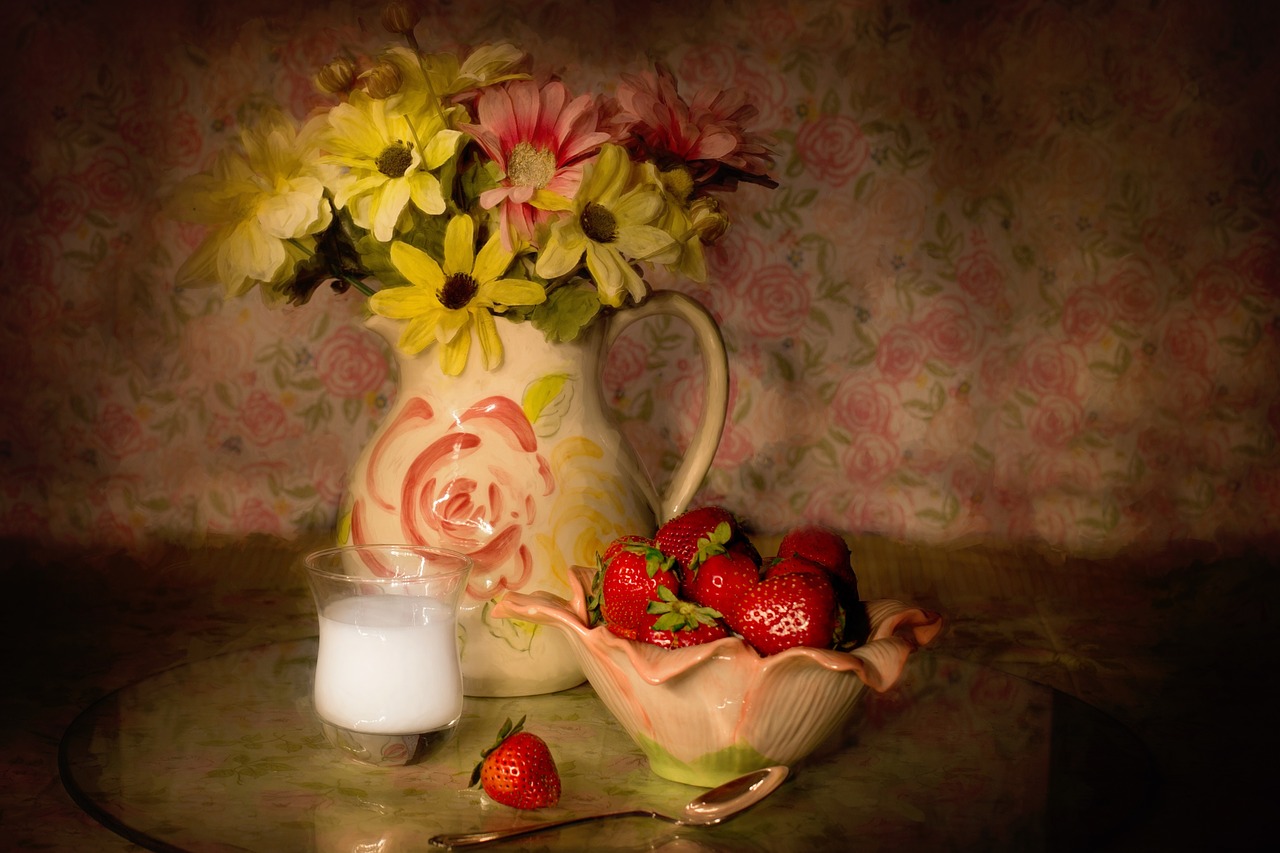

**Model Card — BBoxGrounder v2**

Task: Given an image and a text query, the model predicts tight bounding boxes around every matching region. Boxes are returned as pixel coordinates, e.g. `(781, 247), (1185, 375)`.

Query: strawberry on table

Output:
(731, 570), (841, 656)
(470, 716), (561, 809)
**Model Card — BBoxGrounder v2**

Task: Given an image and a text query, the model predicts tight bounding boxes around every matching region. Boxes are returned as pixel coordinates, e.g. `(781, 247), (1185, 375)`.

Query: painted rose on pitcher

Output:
(353, 394), (553, 599)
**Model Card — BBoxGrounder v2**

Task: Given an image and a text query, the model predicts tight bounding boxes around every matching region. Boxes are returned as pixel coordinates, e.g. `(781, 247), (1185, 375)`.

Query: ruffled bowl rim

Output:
(494, 564), (944, 693)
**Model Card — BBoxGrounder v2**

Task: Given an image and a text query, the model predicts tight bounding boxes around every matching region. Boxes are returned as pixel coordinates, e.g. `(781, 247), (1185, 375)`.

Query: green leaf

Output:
(68, 394), (95, 423)
(523, 373), (570, 427)
(214, 382), (236, 409)
(1219, 318), (1262, 355)
(1001, 401), (1025, 429)
(848, 323), (877, 366)
(902, 399), (939, 419)
(970, 442), (996, 467)
(785, 150), (806, 179)
(1088, 344), (1132, 379)
(529, 284), (600, 342)
(811, 305), (833, 333)
(337, 786), (370, 798)
(901, 148), (930, 170)
(924, 359), (955, 379)
(853, 171), (875, 200)
(935, 212), (953, 241)
(771, 350), (796, 382)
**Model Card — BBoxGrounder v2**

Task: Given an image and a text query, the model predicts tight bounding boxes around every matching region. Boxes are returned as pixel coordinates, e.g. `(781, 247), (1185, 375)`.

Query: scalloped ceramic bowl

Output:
(492, 564), (943, 787)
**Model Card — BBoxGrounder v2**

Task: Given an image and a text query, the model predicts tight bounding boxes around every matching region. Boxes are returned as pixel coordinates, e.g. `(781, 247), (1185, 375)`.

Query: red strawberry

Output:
(676, 521), (735, 599)
(604, 621), (640, 640)
(470, 716), (561, 809)
(688, 547), (760, 621)
(775, 526), (869, 647)
(639, 586), (728, 649)
(731, 571), (840, 656)
(637, 618), (730, 649)
(601, 533), (652, 564)
(599, 542), (679, 632)
(776, 525), (856, 586)
(763, 553), (828, 579)
(654, 506), (740, 575)
(765, 554), (867, 648)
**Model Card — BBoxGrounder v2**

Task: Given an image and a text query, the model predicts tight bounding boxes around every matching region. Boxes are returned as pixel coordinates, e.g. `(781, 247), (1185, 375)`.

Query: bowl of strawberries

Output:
(492, 507), (943, 787)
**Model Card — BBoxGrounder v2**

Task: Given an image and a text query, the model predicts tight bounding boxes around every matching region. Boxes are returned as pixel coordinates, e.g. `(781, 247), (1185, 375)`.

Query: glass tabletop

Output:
(59, 638), (1154, 852)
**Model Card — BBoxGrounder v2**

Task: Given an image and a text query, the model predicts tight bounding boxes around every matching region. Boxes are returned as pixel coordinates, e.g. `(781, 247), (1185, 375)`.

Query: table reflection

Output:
(60, 639), (1154, 852)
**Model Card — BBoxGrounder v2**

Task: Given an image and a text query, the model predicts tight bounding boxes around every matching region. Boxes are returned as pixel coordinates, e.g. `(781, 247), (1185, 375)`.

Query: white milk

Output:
(314, 594), (463, 734)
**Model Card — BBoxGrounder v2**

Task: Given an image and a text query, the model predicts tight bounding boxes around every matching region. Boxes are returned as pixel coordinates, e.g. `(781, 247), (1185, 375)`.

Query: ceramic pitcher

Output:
(340, 290), (728, 697)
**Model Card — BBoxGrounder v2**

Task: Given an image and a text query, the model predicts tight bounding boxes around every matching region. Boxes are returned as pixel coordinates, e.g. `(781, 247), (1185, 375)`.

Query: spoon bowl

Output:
(427, 764), (789, 849)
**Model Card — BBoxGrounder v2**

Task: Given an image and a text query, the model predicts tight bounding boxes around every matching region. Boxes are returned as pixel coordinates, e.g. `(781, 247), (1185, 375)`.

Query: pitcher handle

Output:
(605, 291), (729, 524)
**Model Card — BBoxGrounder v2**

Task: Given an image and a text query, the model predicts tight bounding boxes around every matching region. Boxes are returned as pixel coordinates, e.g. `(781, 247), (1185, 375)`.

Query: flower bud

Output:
(360, 62), (403, 99)
(689, 196), (730, 245)
(315, 56), (357, 95)
(382, 1), (422, 35)
(660, 166), (694, 205)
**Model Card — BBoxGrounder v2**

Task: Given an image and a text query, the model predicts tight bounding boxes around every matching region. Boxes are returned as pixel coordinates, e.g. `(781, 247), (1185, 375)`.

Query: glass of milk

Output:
(303, 545), (472, 766)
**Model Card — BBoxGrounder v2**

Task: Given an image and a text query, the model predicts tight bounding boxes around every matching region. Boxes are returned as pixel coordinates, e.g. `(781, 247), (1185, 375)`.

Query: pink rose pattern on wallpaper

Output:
(1, 0), (1278, 559)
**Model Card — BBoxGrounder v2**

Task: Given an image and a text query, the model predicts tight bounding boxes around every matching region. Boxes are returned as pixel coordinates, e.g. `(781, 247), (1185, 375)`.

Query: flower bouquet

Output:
(171, 1), (777, 376)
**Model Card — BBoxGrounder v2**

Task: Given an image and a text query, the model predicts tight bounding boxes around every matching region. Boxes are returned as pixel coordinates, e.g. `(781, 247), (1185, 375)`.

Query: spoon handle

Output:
(428, 809), (666, 849)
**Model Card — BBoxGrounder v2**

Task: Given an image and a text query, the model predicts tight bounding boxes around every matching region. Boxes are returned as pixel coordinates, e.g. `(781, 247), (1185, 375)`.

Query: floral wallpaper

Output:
(2, 0), (1278, 562)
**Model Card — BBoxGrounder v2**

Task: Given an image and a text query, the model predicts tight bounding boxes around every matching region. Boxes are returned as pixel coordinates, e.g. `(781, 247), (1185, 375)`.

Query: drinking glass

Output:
(303, 544), (472, 766)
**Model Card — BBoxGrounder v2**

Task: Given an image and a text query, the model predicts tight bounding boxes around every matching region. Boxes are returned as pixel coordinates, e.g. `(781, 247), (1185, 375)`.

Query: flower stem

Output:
(341, 274), (376, 297)
(413, 48), (446, 123)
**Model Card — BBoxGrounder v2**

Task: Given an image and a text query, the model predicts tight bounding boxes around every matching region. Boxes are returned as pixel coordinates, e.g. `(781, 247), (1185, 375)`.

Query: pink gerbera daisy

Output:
(462, 79), (612, 250)
(613, 63), (777, 193)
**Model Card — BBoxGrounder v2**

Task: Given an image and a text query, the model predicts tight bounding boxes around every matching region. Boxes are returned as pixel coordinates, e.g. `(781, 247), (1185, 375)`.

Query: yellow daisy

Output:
(171, 112), (331, 299)
(322, 91), (462, 242)
(534, 144), (678, 307)
(370, 215), (547, 375)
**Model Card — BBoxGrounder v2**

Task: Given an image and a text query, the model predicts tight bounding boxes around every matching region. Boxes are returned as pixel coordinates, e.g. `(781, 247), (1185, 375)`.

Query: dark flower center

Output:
(580, 202), (617, 243)
(439, 272), (479, 310)
(376, 141), (414, 178)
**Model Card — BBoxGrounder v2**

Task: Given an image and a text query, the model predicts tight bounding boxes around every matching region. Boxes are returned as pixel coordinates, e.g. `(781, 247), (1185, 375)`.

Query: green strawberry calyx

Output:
(622, 542), (676, 577)
(688, 521), (733, 574)
(470, 715), (527, 788)
(647, 585), (723, 632)
(587, 556), (606, 626)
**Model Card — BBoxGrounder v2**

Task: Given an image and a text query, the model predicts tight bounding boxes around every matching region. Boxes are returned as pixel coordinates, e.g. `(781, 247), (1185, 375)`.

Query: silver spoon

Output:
(427, 764), (789, 849)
